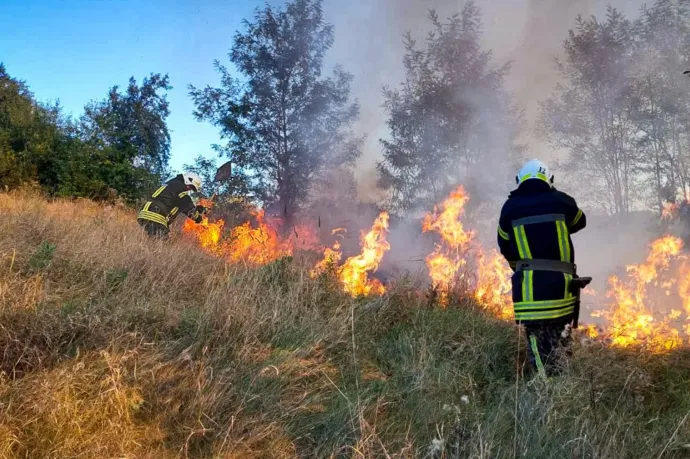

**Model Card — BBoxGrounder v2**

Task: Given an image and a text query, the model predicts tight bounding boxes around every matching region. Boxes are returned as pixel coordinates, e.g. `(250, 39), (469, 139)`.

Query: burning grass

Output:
(1, 191), (690, 458)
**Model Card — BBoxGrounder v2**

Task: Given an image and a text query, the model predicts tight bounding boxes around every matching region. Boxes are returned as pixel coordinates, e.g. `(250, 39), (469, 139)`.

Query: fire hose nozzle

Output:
(570, 277), (592, 293)
(569, 276), (592, 330)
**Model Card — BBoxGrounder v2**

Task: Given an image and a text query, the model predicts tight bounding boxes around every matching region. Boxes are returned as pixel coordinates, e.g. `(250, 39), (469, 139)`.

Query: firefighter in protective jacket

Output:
(137, 172), (207, 238)
(497, 159), (587, 377)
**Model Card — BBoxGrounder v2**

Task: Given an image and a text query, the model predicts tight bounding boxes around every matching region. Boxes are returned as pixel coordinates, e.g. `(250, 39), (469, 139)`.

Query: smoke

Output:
(315, 0), (666, 308)
(323, 0), (646, 200)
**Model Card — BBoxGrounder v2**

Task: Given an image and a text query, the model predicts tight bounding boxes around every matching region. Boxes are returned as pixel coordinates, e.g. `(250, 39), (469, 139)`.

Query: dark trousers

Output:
(525, 322), (572, 377)
(138, 220), (170, 239)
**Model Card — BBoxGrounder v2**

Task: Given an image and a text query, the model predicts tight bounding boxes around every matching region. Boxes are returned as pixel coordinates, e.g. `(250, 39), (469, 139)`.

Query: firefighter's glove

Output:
(191, 205), (208, 224)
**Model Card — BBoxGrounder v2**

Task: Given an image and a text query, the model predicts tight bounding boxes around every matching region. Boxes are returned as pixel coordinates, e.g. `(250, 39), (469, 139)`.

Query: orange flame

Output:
(422, 186), (473, 293)
(474, 248), (514, 319)
(227, 209), (292, 264)
(182, 207), (318, 265)
(423, 186), (513, 313)
(310, 240), (342, 278)
(422, 186), (474, 249)
(183, 217), (224, 252)
(339, 212), (391, 296)
(602, 236), (687, 350)
(199, 198), (215, 209)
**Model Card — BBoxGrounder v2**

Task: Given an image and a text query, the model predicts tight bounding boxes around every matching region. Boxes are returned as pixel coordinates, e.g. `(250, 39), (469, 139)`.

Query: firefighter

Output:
(137, 172), (208, 238)
(497, 159), (587, 377)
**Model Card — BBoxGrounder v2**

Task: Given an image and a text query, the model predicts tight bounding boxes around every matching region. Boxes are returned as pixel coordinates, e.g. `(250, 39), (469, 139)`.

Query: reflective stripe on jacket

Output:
(137, 175), (200, 227)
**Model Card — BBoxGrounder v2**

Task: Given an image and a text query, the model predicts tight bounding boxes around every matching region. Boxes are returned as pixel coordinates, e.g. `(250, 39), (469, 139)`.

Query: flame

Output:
(422, 187), (474, 249)
(583, 324), (599, 339)
(339, 212), (391, 296)
(227, 210), (290, 264)
(183, 217), (224, 252)
(310, 240), (342, 278)
(310, 215), (391, 296)
(182, 207), (318, 265)
(199, 197), (215, 209)
(419, 188), (690, 351)
(422, 186), (474, 293)
(474, 249), (514, 319)
(602, 236), (686, 350)
(183, 184), (690, 352)
(423, 186), (513, 314)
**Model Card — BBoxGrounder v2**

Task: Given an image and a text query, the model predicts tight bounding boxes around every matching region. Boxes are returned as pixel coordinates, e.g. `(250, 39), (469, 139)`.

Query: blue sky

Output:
(1, 0), (646, 186)
(0, 0), (279, 172)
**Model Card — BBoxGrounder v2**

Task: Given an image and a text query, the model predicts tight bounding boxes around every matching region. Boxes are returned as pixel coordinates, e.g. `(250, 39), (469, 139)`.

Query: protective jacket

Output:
(497, 180), (586, 325)
(137, 175), (204, 228)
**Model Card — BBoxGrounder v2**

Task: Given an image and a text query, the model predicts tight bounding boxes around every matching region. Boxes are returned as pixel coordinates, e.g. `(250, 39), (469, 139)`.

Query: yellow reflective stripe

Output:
(138, 210), (168, 223)
(530, 335), (546, 377)
(143, 201), (151, 211)
(515, 226), (532, 259)
(514, 297), (577, 310)
(564, 273), (573, 299)
(170, 207), (179, 216)
(513, 226), (529, 259)
(520, 270), (535, 302)
(178, 191), (190, 199)
(556, 221), (571, 262)
(571, 209), (583, 226)
(498, 225), (510, 241)
(563, 222), (571, 261)
(519, 173), (549, 184)
(521, 271), (528, 303)
(528, 271), (534, 301)
(137, 210), (169, 227)
(521, 270), (534, 302)
(152, 185), (167, 198)
(515, 306), (575, 321)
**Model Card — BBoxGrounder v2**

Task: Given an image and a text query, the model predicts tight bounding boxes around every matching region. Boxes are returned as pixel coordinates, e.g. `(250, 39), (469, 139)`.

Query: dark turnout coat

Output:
(137, 175), (204, 229)
(497, 179), (586, 325)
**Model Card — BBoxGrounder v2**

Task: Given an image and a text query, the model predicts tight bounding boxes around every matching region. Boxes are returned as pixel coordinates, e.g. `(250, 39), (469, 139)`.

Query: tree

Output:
(540, 8), (637, 216)
(628, 0), (690, 211)
(0, 64), (56, 189)
(189, 0), (361, 225)
(77, 74), (173, 200)
(81, 73), (172, 177)
(376, 3), (524, 214)
(0, 65), (171, 202)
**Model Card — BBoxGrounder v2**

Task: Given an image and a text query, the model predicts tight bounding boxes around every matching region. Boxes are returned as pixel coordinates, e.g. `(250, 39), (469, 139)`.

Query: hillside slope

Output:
(0, 193), (689, 458)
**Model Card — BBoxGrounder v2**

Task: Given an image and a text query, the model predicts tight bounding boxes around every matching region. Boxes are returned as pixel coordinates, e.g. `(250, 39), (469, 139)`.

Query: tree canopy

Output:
(190, 0), (361, 223)
(0, 65), (172, 202)
(377, 3), (524, 214)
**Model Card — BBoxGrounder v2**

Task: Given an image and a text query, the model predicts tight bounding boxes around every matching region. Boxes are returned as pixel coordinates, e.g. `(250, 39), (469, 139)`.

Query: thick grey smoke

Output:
(323, 0), (646, 201)
(317, 0), (663, 304)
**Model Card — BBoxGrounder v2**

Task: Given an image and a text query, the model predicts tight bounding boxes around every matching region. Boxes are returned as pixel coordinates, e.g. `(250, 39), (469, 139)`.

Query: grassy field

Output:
(1, 192), (690, 458)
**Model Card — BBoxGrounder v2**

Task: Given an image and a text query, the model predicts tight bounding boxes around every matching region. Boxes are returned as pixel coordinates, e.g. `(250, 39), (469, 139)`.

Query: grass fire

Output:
(6, 0), (690, 456)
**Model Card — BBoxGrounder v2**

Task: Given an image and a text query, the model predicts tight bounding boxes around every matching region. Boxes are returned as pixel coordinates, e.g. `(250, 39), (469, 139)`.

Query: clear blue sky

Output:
(0, 0), (280, 172)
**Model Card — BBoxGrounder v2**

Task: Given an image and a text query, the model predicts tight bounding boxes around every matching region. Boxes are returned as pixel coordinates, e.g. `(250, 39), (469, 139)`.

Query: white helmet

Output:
(182, 172), (202, 192)
(516, 159), (554, 187)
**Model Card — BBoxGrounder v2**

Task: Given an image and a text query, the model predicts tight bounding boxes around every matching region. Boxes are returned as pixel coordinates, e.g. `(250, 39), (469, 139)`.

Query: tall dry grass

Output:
(0, 191), (689, 458)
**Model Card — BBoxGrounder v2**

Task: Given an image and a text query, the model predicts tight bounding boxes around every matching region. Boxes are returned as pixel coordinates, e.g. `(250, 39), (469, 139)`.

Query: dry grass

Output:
(0, 191), (690, 458)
